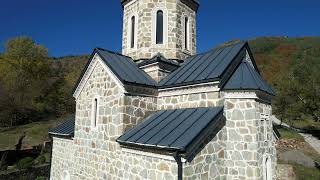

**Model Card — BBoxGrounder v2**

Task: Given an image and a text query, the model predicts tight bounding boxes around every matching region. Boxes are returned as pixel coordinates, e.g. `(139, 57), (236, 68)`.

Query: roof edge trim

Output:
(73, 51), (126, 99)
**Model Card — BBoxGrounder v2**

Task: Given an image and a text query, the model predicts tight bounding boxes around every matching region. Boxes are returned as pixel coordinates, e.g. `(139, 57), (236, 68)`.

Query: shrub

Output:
(16, 157), (34, 170)
(35, 176), (46, 180)
(34, 155), (46, 165)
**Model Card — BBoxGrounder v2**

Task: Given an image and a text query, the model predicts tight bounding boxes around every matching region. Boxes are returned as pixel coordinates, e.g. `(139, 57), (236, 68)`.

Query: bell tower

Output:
(121, 0), (199, 61)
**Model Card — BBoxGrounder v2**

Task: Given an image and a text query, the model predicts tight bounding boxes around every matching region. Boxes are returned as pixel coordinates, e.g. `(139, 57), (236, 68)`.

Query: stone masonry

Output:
(50, 60), (276, 179)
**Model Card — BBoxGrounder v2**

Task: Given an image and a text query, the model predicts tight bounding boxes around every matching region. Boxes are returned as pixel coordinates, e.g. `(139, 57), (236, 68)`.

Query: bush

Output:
(35, 176), (46, 180)
(16, 157), (34, 170)
(34, 155), (46, 165)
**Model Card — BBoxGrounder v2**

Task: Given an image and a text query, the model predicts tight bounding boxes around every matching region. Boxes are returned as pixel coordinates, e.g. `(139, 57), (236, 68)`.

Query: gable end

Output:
(73, 53), (125, 99)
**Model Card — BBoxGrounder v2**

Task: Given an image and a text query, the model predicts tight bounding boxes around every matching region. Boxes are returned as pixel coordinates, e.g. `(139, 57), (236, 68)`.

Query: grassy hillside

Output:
(248, 37), (320, 122)
(0, 115), (72, 150)
(249, 36), (320, 85)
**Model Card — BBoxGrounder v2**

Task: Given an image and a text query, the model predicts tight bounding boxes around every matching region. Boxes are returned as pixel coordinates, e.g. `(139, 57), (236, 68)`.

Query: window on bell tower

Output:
(156, 10), (164, 44)
(184, 16), (189, 50)
(130, 16), (135, 48)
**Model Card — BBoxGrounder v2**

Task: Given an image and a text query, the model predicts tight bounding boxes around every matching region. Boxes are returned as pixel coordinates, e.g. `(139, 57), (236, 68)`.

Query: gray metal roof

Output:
(96, 48), (157, 87)
(138, 53), (180, 67)
(49, 118), (75, 138)
(222, 60), (275, 95)
(117, 107), (224, 153)
(159, 41), (247, 88)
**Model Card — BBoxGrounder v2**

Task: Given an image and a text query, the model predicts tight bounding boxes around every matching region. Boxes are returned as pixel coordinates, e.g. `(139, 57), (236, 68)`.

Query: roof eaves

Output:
(116, 139), (182, 153)
(159, 78), (220, 89)
(222, 88), (275, 96)
(49, 132), (74, 138)
(244, 61), (276, 96)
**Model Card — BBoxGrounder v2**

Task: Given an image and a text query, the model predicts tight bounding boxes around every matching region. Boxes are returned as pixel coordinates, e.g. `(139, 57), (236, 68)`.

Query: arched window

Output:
(184, 17), (189, 50)
(156, 10), (164, 44)
(130, 16), (135, 48)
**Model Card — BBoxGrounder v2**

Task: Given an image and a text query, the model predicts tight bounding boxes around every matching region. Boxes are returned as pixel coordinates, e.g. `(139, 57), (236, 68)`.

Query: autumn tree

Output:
(0, 37), (51, 125)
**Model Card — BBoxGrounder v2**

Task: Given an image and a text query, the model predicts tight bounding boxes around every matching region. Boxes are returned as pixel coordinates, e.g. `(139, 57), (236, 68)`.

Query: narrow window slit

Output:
(156, 10), (164, 44)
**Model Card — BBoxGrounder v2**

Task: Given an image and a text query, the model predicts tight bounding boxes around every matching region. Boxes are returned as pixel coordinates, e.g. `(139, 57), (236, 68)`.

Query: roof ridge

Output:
(94, 47), (132, 59)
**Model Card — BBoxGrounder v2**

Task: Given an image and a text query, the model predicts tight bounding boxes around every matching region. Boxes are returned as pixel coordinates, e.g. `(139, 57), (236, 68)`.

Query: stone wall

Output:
(116, 150), (178, 179)
(51, 138), (179, 180)
(158, 91), (223, 110)
(122, 95), (157, 132)
(222, 96), (276, 179)
(50, 138), (74, 179)
(183, 125), (227, 180)
(122, 0), (197, 60)
(257, 101), (277, 180)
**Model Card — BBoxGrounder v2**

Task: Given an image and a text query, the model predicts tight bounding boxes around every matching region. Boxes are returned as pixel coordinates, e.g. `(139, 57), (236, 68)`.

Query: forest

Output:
(0, 36), (319, 127)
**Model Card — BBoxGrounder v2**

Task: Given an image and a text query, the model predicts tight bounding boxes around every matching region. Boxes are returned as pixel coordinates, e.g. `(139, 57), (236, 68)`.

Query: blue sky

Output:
(0, 0), (319, 57)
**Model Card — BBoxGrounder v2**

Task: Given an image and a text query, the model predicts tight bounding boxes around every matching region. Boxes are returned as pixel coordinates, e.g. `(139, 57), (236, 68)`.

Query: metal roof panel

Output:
(223, 60), (275, 95)
(117, 107), (224, 153)
(96, 49), (157, 86)
(159, 42), (247, 87)
(49, 118), (75, 137)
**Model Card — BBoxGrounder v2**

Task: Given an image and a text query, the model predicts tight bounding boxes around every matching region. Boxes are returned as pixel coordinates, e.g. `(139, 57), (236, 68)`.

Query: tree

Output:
(290, 56), (320, 122)
(0, 37), (51, 125)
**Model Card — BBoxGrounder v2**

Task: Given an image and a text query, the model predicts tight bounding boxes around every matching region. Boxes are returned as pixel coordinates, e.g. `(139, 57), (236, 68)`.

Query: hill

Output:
(249, 37), (320, 122)
(249, 36), (320, 85)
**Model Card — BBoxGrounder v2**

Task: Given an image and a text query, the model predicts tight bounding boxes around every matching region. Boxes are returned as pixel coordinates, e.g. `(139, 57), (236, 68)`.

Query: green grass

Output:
(282, 119), (320, 130)
(292, 164), (320, 180)
(0, 115), (71, 150)
(278, 128), (305, 141)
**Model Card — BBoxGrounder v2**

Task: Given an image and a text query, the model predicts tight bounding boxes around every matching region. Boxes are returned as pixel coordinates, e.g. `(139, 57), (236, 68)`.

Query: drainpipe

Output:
(173, 152), (183, 180)
(48, 136), (53, 180)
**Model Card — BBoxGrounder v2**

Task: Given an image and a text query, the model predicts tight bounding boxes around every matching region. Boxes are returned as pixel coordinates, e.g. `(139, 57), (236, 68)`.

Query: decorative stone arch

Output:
(152, 7), (168, 46)
(263, 154), (273, 180)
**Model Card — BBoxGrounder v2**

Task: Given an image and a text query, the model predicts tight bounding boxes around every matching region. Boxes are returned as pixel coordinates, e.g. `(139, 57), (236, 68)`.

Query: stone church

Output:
(49, 0), (278, 179)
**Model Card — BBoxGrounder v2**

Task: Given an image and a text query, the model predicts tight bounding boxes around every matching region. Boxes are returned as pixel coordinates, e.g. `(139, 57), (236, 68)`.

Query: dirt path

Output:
(299, 133), (320, 154)
(272, 115), (320, 154)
